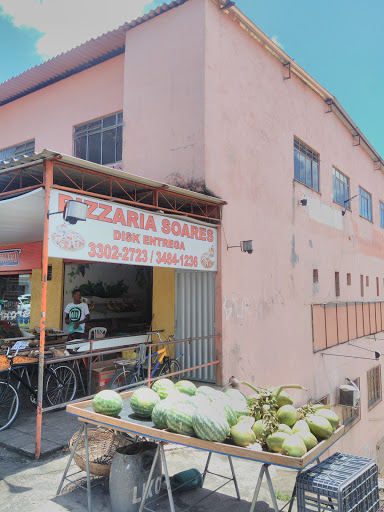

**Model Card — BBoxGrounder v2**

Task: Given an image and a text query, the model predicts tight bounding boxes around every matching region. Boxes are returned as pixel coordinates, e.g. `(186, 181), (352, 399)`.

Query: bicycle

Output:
(0, 347), (77, 431)
(107, 332), (183, 391)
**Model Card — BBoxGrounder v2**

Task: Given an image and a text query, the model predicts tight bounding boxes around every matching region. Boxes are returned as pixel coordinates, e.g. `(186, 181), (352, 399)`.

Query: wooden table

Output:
(61, 391), (345, 512)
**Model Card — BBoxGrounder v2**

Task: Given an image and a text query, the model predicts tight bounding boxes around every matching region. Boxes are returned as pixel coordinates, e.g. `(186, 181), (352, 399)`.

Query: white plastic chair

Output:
(88, 327), (107, 340)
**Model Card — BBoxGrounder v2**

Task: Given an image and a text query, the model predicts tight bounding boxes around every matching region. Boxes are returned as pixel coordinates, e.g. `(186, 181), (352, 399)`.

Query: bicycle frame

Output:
(127, 347), (167, 381)
(0, 349), (70, 403)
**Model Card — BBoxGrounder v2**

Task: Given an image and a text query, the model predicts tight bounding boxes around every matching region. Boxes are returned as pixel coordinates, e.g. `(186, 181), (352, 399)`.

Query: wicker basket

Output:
(69, 428), (133, 477)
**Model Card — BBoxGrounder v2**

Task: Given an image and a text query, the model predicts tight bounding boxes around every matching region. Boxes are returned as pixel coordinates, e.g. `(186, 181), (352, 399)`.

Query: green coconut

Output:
(230, 421), (256, 447)
(277, 424), (293, 435)
(296, 430), (318, 451)
(273, 384), (307, 408)
(252, 419), (268, 442)
(275, 390), (294, 408)
(306, 415), (333, 440)
(276, 405), (298, 427)
(315, 409), (340, 431)
(237, 415), (255, 428)
(281, 435), (307, 458)
(266, 432), (291, 453)
(292, 420), (311, 434)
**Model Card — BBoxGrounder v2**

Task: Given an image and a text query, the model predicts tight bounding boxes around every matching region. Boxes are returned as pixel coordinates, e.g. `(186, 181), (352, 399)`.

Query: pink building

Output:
(1, 0), (384, 461)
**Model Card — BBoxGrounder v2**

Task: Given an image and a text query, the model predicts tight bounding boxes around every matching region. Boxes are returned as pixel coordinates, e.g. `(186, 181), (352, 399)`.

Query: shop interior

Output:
(62, 262), (153, 337)
(0, 273), (32, 337)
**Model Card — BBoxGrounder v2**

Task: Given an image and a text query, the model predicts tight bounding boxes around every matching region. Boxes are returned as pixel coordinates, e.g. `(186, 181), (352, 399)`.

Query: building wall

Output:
(123, 0), (206, 182)
(0, 55), (124, 156)
(204, 0), (384, 457)
(1, 0), (384, 459)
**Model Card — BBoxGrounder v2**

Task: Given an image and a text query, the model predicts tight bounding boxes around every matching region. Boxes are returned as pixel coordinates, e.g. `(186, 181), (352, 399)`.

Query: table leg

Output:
(264, 465), (280, 512)
(159, 442), (176, 512)
(84, 423), (92, 512)
(228, 456), (241, 501)
(202, 452), (212, 485)
(250, 464), (280, 512)
(138, 443), (160, 512)
(56, 423), (85, 495)
(286, 468), (303, 512)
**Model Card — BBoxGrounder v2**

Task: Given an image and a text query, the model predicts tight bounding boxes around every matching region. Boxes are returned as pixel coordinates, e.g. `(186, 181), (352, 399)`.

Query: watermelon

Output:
(213, 397), (238, 427)
(152, 378), (174, 393)
(154, 381), (177, 400)
(225, 389), (247, 404)
(175, 380), (197, 396)
(195, 386), (218, 399)
(151, 398), (175, 429)
(92, 390), (123, 417)
(130, 388), (160, 418)
(166, 403), (196, 436)
(192, 408), (230, 442)
(186, 395), (211, 409)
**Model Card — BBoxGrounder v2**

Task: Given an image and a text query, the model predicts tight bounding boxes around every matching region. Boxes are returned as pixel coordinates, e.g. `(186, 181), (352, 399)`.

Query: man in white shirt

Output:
(64, 289), (90, 341)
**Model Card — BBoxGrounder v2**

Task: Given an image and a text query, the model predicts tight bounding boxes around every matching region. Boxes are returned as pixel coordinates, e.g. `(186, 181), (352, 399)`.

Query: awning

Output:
(0, 187), (45, 245)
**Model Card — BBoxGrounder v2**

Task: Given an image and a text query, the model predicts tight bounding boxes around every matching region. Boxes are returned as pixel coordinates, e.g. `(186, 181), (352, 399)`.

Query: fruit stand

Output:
(63, 390), (345, 512)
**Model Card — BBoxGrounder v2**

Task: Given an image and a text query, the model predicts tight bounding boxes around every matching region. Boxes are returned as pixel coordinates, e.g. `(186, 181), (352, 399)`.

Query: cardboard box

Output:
(90, 358), (123, 394)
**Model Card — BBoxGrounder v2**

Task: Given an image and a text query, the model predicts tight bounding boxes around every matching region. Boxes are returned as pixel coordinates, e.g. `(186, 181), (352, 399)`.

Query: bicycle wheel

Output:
(159, 359), (181, 383)
(0, 381), (19, 431)
(108, 369), (138, 390)
(44, 363), (77, 406)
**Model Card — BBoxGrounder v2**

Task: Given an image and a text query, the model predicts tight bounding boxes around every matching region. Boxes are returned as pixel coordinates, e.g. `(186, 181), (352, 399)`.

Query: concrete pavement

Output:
(0, 444), (300, 512)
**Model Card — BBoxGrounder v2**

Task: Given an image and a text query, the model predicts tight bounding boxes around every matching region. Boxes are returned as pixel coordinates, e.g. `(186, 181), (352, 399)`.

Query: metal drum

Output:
(109, 441), (162, 512)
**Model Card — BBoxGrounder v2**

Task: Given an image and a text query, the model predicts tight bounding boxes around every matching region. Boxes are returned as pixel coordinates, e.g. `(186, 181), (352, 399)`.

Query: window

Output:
(359, 186), (372, 221)
(380, 202), (384, 228)
(377, 277), (380, 297)
(313, 269), (318, 283)
(347, 273), (351, 286)
(294, 138), (319, 192)
(367, 366), (381, 409)
(341, 378), (360, 428)
(333, 167), (350, 207)
(0, 140), (35, 164)
(335, 272), (340, 297)
(74, 112), (123, 165)
(360, 275), (364, 297)
(366, 276), (369, 287)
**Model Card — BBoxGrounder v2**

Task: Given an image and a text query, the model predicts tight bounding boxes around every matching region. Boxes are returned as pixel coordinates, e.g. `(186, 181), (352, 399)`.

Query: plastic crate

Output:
(296, 452), (380, 512)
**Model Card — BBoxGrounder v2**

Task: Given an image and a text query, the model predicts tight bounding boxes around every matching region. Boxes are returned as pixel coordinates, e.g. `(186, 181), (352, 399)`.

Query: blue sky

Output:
(0, 0), (383, 157)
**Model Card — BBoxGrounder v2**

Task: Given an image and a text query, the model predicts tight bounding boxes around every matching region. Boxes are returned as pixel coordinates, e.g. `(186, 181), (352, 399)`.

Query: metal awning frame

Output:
(0, 152), (225, 223)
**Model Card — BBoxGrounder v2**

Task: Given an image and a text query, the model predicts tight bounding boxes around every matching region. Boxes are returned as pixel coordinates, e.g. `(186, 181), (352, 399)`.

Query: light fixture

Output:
(47, 200), (89, 225)
(298, 199), (307, 206)
(348, 342), (381, 360)
(227, 240), (253, 254)
(342, 194), (358, 216)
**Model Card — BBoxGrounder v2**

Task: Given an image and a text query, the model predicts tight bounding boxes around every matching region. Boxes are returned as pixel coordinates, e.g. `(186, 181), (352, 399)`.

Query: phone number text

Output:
(88, 242), (199, 267)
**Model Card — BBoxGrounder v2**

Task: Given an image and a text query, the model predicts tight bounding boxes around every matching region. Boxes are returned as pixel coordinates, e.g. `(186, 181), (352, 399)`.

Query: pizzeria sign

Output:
(48, 189), (217, 271)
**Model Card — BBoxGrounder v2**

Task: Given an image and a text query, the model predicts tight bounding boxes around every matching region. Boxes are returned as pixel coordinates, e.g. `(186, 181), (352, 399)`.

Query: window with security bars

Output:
(367, 366), (381, 410)
(74, 112), (123, 165)
(0, 140), (35, 164)
(294, 138), (319, 192)
(333, 167), (350, 207)
(359, 186), (372, 221)
(341, 378), (360, 429)
(380, 201), (384, 228)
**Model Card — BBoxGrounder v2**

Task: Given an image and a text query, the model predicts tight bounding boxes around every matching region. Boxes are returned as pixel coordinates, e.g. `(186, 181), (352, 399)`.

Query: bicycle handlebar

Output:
(6, 346), (20, 360)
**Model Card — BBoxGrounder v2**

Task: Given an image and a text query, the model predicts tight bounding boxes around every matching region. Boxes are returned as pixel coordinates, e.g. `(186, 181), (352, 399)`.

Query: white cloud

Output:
(271, 35), (284, 50)
(0, 0), (155, 60)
